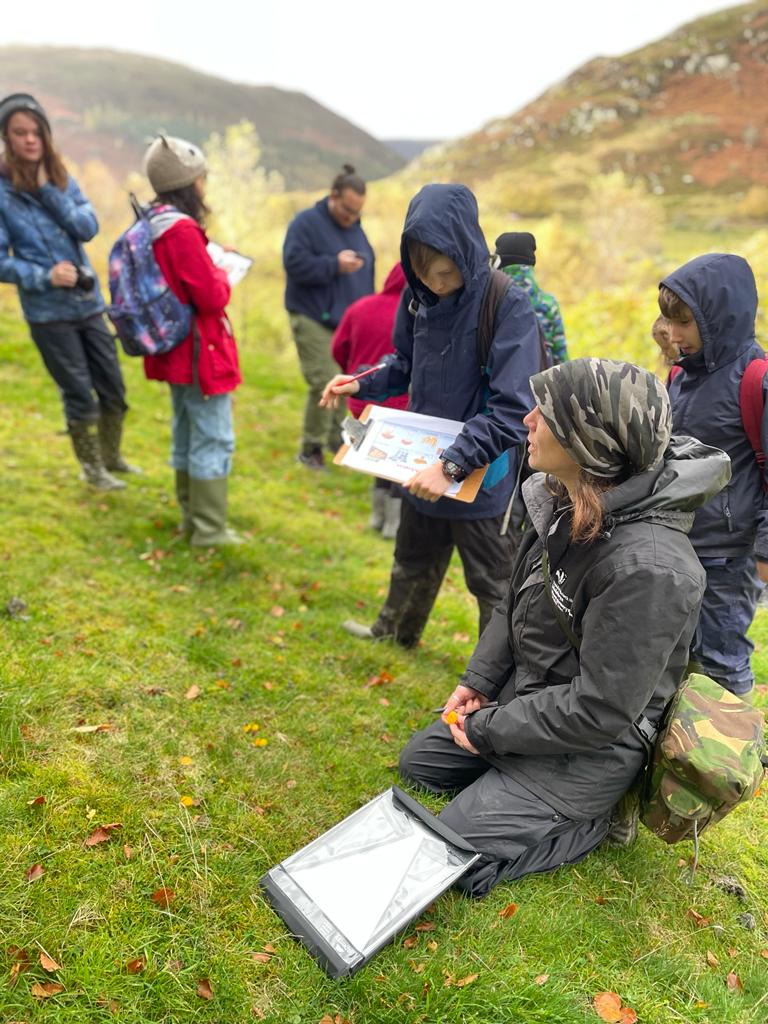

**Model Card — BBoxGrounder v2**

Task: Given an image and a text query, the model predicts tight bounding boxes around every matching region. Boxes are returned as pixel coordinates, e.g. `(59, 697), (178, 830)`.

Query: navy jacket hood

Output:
(661, 253), (757, 372)
(400, 184), (490, 307)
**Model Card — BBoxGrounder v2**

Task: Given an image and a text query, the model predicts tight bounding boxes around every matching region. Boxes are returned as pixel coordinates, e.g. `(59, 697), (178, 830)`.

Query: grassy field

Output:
(1, 310), (767, 1024)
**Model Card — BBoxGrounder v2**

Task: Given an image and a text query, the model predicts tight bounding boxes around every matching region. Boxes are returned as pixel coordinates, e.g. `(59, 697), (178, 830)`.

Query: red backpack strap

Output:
(667, 364), (682, 388)
(739, 354), (768, 480)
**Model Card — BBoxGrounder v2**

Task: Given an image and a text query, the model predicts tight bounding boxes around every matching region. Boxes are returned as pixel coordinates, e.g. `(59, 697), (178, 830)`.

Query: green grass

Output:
(1, 310), (767, 1024)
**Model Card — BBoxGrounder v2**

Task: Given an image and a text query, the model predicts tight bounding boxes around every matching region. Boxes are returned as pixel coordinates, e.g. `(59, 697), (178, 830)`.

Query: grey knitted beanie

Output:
(143, 135), (206, 193)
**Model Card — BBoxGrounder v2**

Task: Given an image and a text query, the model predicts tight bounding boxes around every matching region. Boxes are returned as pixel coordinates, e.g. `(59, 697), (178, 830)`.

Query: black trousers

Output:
(400, 720), (610, 897)
(372, 499), (518, 646)
(29, 315), (127, 423)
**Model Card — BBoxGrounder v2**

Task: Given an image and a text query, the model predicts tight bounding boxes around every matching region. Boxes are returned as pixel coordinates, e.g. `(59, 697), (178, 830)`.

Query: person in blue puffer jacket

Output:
(659, 253), (768, 696)
(322, 183), (541, 648)
(0, 92), (134, 490)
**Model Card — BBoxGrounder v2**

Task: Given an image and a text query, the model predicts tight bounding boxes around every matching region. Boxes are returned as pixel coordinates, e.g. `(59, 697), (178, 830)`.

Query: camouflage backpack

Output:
(640, 673), (767, 847)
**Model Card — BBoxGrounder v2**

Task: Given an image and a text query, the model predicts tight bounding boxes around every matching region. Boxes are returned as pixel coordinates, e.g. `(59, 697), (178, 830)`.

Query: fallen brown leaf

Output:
(251, 953), (272, 964)
(415, 922), (435, 932)
(426, 939), (438, 952)
(197, 978), (214, 1000)
(534, 974), (549, 985)
(593, 991), (623, 1022)
(706, 950), (720, 968)
(39, 952), (61, 972)
(25, 863), (45, 883)
(686, 908), (710, 928)
(85, 823), (123, 847)
(499, 902), (519, 919)
(619, 1010), (638, 1024)
(270, 606), (285, 618)
(31, 982), (64, 999)
(455, 973), (479, 988)
(27, 796), (46, 806)
(185, 684), (201, 700)
(71, 723), (113, 733)
(126, 957), (145, 974)
(364, 670), (394, 689)
(402, 936), (418, 949)
(760, 949), (768, 959)
(150, 887), (176, 907)
(725, 971), (743, 992)
(123, 845), (134, 860)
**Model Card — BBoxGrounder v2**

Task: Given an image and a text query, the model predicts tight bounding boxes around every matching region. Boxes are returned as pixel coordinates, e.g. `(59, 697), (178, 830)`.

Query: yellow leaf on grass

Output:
(179, 756), (193, 765)
(180, 795), (196, 807)
(252, 738), (269, 747)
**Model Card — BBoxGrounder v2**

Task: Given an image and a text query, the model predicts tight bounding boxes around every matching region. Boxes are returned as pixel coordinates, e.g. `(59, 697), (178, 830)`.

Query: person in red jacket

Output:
(142, 135), (243, 546)
(331, 262), (408, 538)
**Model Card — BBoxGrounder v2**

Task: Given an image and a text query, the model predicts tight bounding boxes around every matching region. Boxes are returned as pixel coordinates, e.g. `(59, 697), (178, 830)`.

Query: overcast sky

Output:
(3, 0), (736, 139)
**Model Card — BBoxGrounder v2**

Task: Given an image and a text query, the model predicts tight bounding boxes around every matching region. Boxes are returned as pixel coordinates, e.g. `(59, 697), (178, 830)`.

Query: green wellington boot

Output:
(98, 411), (142, 474)
(175, 470), (192, 537)
(68, 420), (126, 491)
(188, 476), (245, 547)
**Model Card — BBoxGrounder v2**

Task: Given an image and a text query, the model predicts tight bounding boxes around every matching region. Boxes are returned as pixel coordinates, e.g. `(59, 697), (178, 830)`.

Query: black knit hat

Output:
(0, 93), (50, 135)
(494, 231), (536, 268)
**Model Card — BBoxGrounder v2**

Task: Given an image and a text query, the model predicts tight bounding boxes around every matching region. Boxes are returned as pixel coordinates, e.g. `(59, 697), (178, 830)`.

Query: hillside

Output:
(410, 1), (768, 215)
(0, 47), (404, 189)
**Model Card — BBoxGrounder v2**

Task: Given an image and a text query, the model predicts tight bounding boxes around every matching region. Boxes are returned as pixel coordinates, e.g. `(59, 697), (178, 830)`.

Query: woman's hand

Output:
(447, 713), (480, 755)
(50, 262), (78, 288)
(337, 250), (365, 274)
(442, 684), (489, 718)
(319, 374), (360, 409)
(404, 462), (452, 502)
(36, 162), (49, 188)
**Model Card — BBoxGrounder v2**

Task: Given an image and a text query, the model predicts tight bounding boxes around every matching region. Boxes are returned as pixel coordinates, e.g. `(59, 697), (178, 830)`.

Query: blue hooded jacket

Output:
(0, 168), (105, 323)
(282, 197), (375, 328)
(356, 184), (540, 520)
(662, 253), (768, 559)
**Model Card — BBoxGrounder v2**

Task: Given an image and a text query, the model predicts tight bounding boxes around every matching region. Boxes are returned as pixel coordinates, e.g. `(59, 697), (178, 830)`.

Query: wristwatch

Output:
(439, 456), (468, 482)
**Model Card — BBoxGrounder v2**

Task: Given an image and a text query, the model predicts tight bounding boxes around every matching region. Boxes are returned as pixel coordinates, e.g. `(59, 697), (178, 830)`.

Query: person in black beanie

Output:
(494, 231), (568, 365)
(0, 92), (136, 489)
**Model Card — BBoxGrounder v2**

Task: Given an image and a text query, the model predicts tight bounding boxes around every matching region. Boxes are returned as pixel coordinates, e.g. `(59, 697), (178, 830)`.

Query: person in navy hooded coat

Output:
(659, 253), (768, 696)
(322, 184), (541, 648)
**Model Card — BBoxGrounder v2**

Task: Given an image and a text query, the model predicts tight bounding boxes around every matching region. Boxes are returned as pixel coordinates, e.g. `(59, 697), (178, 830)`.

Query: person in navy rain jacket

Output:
(283, 164), (375, 470)
(0, 92), (134, 490)
(322, 183), (541, 648)
(660, 253), (768, 696)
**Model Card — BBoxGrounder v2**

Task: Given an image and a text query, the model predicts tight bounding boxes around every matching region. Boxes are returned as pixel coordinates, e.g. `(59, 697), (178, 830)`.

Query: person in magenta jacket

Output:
(142, 135), (243, 547)
(331, 262), (408, 538)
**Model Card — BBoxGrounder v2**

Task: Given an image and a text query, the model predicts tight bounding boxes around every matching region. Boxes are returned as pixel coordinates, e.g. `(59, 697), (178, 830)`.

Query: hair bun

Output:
(342, 163), (356, 175)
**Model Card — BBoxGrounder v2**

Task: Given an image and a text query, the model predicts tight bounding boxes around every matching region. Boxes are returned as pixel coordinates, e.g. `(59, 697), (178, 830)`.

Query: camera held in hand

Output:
(75, 265), (96, 292)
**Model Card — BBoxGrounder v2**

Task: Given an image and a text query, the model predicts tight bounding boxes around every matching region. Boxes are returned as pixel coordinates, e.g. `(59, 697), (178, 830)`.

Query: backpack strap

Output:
(739, 355), (768, 483)
(666, 364), (682, 387)
(476, 269), (512, 372)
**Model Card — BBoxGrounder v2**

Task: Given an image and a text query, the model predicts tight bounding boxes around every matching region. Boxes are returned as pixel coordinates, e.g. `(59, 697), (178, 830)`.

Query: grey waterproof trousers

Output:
(400, 719), (610, 897)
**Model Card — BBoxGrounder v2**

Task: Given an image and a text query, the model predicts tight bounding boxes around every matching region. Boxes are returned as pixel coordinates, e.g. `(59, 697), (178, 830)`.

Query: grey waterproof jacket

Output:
(462, 436), (730, 819)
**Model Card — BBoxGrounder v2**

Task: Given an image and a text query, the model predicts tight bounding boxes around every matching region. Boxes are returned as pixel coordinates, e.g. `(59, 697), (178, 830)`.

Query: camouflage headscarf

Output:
(530, 358), (671, 478)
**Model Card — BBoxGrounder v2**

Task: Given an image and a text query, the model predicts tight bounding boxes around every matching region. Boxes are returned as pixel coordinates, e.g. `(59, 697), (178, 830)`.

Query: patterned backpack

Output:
(107, 197), (192, 357)
(640, 673), (767, 854)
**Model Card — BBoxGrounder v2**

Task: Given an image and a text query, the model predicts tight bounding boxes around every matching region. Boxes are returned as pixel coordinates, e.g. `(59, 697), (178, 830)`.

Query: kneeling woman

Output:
(400, 358), (729, 897)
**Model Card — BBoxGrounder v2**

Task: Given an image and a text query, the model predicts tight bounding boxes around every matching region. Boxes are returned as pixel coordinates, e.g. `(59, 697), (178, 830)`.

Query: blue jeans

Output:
(169, 385), (234, 480)
(693, 555), (762, 696)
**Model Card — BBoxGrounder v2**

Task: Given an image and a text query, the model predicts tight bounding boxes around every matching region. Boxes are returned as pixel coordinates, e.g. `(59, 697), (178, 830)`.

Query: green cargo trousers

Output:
(289, 313), (346, 453)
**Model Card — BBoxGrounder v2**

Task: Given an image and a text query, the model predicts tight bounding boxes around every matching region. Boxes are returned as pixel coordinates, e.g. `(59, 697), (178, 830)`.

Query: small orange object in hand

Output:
(444, 710), (459, 725)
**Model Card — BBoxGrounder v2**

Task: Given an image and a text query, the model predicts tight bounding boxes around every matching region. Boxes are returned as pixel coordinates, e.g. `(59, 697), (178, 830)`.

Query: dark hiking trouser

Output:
(692, 555), (762, 696)
(400, 720), (610, 898)
(29, 315), (127, 423)
(371, 499), (519, 647)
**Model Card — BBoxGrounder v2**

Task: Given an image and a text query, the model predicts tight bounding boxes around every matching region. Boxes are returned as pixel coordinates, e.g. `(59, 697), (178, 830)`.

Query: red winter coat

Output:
(143, 218), (241, 396)
(331, 262), (408, 419)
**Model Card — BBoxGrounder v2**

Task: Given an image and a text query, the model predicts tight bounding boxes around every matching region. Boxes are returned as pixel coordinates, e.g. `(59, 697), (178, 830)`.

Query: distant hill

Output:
(384, 139), (442, 161)
(409, 1), (768, 211)
(0, 47), (405, 189)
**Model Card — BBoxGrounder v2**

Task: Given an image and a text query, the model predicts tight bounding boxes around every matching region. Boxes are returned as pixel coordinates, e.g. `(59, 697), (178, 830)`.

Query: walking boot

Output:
(175, 470), (192, 537)
(369, 484), (387, 531)
(98, 410), (141, 473)
(188, 476), (244, 547)
(380, 493), (402, 541)
(68, 420), (125, 491)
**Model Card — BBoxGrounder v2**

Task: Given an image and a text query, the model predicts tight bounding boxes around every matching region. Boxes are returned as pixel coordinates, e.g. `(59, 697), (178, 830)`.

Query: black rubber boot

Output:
(68, 420), (125, 491)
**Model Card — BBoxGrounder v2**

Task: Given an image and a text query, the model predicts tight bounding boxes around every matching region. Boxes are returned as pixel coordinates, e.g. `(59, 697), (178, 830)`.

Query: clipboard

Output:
(333, 405), (487, 503)
(260, 786), (479, 978)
